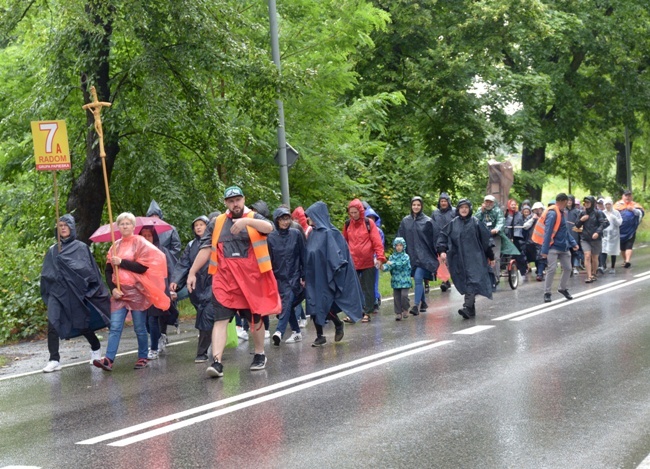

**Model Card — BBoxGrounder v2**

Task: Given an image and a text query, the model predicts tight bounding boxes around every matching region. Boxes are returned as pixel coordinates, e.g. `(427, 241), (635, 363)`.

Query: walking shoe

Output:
(90, 349), (101, 364)
(609, 268), (616, 274)
(42, 360), (62, 373)
(624, 262), (631, 268)
(264, 330), (271, 339)
(134, 358), (148, 369)
(401, 312), (409, 320)
(298, 319), (307, 328)
(536, 275), (543, 282)
(147, 349), (159, 360)
(334, 326), (344, 342)
(236, 326), (249, 341)
(409, 305), (420, 316)
(250, 353), (267, 371)
(159, 334), (168, 353)
(272, 331), (282, 346)
(597, 266), (605, 275)
(93, 357), (113, 371)
(395, 314), (402, 321)
(558, 289), (573, 300)
(458, 308), (470, 319)
(285, 332), (302, 343)
(424, 283), (430, 294)
(194, 354), (209, 363)
(543, 293), (552, 303)
(419, 301), (428, 312)
(206, 360), (224, 377)
(312, 336), (327, 347)
(175, 323), (180, 335)
(572, 268), (579, 276)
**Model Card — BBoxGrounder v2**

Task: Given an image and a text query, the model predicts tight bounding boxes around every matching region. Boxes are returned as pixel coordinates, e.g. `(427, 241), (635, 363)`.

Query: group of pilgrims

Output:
(39, 186), (644, 377)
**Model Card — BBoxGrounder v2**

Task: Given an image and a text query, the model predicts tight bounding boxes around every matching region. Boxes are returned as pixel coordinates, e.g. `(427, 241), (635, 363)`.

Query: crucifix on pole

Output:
(82, 86), (120, 290)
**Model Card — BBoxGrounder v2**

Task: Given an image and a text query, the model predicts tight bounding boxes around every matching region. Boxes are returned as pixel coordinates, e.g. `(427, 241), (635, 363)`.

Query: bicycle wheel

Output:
(508, 261), (519, 290)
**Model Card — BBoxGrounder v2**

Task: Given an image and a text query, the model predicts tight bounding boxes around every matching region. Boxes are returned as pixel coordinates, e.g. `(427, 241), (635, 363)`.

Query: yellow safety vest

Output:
(208, 212), (272, 274)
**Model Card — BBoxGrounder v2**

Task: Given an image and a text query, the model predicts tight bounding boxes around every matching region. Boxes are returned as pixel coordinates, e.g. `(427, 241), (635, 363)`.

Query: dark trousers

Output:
(314, 312), (343, 337)
(48, 321), (100, 362)
(197, 329), (212, 356)
(463, 292), (476, 308)
(357, 267), (376, 315)
(393, 288), (410, 315)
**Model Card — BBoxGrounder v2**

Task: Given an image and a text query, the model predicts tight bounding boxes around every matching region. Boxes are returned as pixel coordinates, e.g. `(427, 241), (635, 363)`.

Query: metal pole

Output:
(268, 0), (290, 206)
(624, 126), (632, 190)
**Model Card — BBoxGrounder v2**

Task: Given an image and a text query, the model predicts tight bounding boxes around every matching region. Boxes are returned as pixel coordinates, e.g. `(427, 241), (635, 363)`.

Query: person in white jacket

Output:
(601, 197), (623, 273)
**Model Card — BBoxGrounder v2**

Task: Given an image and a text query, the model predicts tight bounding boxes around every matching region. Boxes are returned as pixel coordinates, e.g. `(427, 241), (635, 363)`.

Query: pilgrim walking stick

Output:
(82, 86), (120, 290)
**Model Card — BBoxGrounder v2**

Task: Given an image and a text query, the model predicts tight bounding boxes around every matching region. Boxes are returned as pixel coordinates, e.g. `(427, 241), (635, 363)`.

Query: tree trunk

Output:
(614, 139), (630, 190)
(521, 145), (546, 202)
(66, 2), (118, 243)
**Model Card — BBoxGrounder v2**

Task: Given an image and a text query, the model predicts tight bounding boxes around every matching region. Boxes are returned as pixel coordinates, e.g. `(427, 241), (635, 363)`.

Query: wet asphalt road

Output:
(3, 247), (650, 468)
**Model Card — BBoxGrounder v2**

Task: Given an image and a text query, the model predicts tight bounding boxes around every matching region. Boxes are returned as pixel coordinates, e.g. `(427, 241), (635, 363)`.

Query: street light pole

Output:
(268, 0), (290, 206)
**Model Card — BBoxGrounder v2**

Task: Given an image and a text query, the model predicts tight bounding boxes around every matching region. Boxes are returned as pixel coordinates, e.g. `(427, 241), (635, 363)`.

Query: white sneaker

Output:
(159, 334), (168, 353)
(147, 349), (159, 360)
(264, 330), (271, 339)
(272, 331), (282, 346)
(90, 349), (101, 364)
(298, 319), (307, 328)
(42, 360), (62, 373)
(285, 332), (302, 344)
(236, 326), (249, 341)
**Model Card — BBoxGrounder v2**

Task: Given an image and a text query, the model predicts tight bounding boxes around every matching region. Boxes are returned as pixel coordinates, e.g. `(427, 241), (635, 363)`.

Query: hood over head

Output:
(603, 197), (613, 207)
(410, 196), (424, 215)
(347, 199), (366, 219)
(272, 206), (292, 229)
(531, 202), (545, 210)
(140, 225), (161, 247)
(251, 200), (271, 219)
(438, 192), (452, 211)
(146, 200), (163, 219)
(583, 195), (597, 213)
(57, 214), (77, 242)
(364, 206), (382, 229)
(456, 199), (473, 218)
(392, 236), (407, 249)
(305, 201), (335, 230)
(192, 215), (209, 233)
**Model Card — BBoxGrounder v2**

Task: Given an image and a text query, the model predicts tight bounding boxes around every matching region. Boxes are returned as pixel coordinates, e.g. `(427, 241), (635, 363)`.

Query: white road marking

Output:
(633, 269), (650, 278)
(512, 275), (650, 321)
(0, 466), (41, 468)
(0, 341), (190, 382)
(77, 340), (439, 445)
(106, 340), (454, 447)
(637, 451), (650, 468)
(453, 326), (495, 335)
(492, 281), (627, 321)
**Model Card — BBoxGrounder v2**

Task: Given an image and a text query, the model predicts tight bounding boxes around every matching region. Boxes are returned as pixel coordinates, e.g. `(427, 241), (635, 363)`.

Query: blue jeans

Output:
(106, 307), (148, 361)
(413, 267), (429, 305)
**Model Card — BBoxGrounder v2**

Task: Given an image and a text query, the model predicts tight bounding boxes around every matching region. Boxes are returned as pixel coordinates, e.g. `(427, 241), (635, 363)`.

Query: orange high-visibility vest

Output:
(208, 212), (272, 274)
(531, 206), (562, 246)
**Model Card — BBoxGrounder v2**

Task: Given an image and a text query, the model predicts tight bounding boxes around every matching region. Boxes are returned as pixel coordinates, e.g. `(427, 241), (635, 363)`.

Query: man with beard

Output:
(187, 186), (281, 377)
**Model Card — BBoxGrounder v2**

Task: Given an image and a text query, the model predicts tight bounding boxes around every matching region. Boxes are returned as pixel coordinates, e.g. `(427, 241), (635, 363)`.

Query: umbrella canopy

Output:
(89, 216), (172, 243)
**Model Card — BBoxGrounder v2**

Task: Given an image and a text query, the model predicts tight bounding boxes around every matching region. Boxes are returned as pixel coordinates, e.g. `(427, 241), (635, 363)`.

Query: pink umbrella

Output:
(89, 216), (173, 243)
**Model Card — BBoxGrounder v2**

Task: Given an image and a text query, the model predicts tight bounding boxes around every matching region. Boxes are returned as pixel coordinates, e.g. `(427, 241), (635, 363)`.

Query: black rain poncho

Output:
(436, 202), (494, 300)
(397, 201), (439, 275)
(40, 214), (110, 339)
(304, 202), (363, 326)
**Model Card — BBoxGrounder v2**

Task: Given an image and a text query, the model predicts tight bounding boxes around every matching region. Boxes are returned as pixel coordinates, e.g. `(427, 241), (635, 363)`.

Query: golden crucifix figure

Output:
(82, 86), (120, 290)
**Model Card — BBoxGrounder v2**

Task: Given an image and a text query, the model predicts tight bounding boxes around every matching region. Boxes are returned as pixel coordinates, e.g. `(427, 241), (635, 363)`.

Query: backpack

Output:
(344, 217), (371, 234)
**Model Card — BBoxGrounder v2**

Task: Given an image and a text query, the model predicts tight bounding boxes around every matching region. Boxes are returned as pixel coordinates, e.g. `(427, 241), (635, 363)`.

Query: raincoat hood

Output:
(347, 199), (366, 219)
(140, 225), (161, 247)
(411, 196), (424, 216)
(456, 199), (473, 218)
(146, 200), (164, 219)
(272, 207), (292, 229)
(305, 201), (335, 230)
(583, 196), (597, 214)
(292, 206), (309, 231)
(251, 200), (271, 219)
(58, 214), (77, 243)
(192, 215), (209, 235)
(208, 211), (221, 221)
(438, 193), (453, 212)
(365, 206), (382, 229)
(392, 236), (407, 249)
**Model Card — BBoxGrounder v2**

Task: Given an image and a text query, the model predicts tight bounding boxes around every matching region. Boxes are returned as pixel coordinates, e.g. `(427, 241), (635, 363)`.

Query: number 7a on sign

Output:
(31, 120), (71, 171)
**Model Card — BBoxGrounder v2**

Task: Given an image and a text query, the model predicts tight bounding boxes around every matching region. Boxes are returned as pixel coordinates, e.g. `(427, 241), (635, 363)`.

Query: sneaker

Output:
(312, 336), (327, 347)
(147, 349), (159, 360)
(236, 327), (249, 341)
(409, 305), (420, 316)
(572, 268), (579, 276)
(134, 358), (148, 369)
(93, 357), (113, 371)
(558, 289), (573, 300)
(42, 360), (62, 373)
(206, 360), (224, 377)
(609, 268), (616, 274)
(272, 331), (282, 346)
(175, 323), (180, 335)
(194, 354), (209, 363)
(624, 262), (631, 268)
(458, 308), (470, 319)
(419, 301), (428, 313)
(298, 319), (307, 328)
(334, 326), (344, 342)
(264, 330), (271, 339)
(250, 353), (267, 371)
(536, 275), (543, 282)
(597, 267), (605, 275)
(90, 349), (101, 365)
(395, 314), (402, 321)
(544, 293), (552, 303)
(159, 334), (168, 353)
(285, 332), (302, 343)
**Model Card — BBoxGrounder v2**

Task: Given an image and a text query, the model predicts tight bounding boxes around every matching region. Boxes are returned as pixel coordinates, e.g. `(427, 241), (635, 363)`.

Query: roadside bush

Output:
(0, 234), (49, 344)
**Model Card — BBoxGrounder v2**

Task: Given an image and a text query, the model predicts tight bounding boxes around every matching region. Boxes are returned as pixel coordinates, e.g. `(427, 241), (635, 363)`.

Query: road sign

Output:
(274, 143), (299, 168)
(31, 120), (71, 171)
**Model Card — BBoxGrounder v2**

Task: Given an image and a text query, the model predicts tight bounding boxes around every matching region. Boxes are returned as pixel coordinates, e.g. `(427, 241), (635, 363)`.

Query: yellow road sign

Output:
(31, 120), (71, 171)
